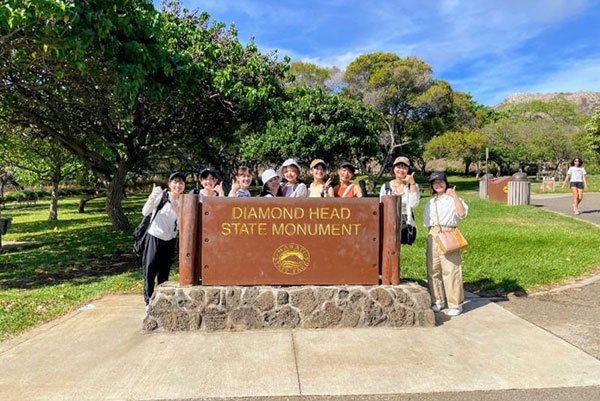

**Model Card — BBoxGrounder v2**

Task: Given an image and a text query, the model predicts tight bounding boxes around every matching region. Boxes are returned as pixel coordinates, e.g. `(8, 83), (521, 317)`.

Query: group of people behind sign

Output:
(140, 155), (473, 317)
(186, 158), (364, 200)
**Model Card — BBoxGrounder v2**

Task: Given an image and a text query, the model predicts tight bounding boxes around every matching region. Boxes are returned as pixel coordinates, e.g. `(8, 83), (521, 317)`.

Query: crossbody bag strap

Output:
(149, 190), (169, 227)
(341, 184), (354, 198)
(434, 197), (443, 230)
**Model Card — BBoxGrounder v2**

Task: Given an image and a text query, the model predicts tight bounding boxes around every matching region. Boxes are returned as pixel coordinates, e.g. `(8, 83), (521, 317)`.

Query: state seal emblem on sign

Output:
(272, 243), (310, 275)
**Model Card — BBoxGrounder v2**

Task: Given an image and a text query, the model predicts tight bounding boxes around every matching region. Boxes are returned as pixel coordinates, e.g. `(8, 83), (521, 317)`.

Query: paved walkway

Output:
(530, 192), (600, 226)
(1, 294), (599, 400)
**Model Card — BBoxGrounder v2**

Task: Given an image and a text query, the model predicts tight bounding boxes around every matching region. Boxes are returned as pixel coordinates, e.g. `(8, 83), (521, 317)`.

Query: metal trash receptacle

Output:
(478, 174), (493, 200)
(508, 172), (530, 205)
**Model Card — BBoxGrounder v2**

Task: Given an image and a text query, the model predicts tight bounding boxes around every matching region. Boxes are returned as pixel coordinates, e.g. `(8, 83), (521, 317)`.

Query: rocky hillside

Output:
(498, 91), (600, 115)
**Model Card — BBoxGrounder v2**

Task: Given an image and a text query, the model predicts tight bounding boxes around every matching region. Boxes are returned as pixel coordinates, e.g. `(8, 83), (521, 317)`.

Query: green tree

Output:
(0, 0), (287, 229)
(423, 130), (487, 176)
(241, 86), (380, 174)
(484, 98), (591, 174)
(343, 52), (456, 175)
(288, 61), (341, 91)
(587, 107), (600, 152)
(0, 126), (82, 220)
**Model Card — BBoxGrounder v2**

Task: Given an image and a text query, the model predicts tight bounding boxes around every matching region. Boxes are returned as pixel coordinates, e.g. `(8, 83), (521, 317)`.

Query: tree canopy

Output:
(0, 0), (288, 229)
(423, 130), (487, 175)
(343, 52), (462, 174)
(240, 86), (380, 171)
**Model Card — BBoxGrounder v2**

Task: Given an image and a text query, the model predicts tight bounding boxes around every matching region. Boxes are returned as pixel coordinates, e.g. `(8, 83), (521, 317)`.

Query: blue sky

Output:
(176, 0), (600, 106)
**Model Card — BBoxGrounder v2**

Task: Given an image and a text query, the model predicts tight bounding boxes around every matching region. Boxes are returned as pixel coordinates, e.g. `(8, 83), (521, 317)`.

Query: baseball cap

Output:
(338, 161), (356, 173)
(168, 172), (186, 181)
(199, 167), (218, 179)
(310, 159), (327, 169)
(392, 156), (411, 168)
(429, 172), (448, 183)
(392, 156), (413, 173)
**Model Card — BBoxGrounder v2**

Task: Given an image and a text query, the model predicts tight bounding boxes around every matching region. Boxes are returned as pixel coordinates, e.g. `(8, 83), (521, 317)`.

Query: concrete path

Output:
(530, 192), (600, 226)
(1, 294), (599, 400)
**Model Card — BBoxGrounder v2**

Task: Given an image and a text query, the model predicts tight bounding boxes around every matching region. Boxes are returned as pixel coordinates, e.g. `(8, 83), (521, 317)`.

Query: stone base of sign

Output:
(143, 282), (435, 332)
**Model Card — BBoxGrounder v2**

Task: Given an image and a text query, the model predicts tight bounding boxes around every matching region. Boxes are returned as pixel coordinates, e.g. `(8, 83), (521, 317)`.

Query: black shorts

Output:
(570, 182), (584, 189)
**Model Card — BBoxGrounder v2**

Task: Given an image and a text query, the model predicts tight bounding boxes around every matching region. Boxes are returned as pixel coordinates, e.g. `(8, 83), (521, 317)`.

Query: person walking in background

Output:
(380, 156), (420, 245)
(423, 172), (468, 316)
(308, 159), (334, 198)
(280, 158), (308, 197)
(561, 157), (587, 215)
(228, 166), (253, 197)
(141, 172), (186, 310)
(259, 168), (283, 197)
(333, 161), (362, 198)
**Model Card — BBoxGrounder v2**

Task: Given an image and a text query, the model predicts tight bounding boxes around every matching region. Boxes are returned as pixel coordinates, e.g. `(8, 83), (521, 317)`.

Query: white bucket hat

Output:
(261, 168), (280, 185)
(280, 158), (302, 174)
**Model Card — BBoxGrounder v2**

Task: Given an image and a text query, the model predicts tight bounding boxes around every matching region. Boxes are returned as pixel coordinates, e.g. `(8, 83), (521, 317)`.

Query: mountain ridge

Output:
(497, 91), (600, 115)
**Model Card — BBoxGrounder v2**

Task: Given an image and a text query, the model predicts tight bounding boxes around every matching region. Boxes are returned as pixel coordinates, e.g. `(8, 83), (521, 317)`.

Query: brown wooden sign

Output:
(200, 197), (380, 285)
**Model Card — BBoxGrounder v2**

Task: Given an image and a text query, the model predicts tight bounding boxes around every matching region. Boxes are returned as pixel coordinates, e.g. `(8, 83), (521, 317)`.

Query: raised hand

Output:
(150, 185), (163, 199)
(230, 178), (240, 193)
(215, 180), (225, 197)
(446, 186), (458, 198)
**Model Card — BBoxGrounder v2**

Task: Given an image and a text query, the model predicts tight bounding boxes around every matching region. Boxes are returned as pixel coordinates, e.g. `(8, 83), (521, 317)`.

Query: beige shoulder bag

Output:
(434, 198), (468, 254)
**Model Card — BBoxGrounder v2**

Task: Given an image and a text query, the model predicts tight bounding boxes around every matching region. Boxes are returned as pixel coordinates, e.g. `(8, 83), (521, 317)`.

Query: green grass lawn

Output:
(1, 186), (600, 340)
(0, 195), (155, 341)
(400, 192), (600, 294)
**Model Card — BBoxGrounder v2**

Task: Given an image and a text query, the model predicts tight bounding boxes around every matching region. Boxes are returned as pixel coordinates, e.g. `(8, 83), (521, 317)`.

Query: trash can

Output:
(508, 172), (530, 205)
(487, 176), (511, 202)
(478, 174), (493, 200)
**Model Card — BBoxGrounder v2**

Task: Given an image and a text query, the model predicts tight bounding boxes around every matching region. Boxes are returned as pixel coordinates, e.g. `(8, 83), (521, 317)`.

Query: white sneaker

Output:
(145, 304), (151, 315)
(431, 304), (444, 313)
(446, 308), (462, 316)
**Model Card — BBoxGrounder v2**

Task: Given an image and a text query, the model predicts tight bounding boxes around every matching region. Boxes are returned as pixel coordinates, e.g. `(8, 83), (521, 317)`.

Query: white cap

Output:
(280, 158), (301, 174)
(261, 169), (280, 185)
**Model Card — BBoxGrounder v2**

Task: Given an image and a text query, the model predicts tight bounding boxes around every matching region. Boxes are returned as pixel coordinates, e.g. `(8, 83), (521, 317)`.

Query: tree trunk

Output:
(464, 159), (472, 176)
(78, 193), (105, 213)
(48, 181), (59, 220)
(105, 162), (130, 230)
(48, 166), (60, 220)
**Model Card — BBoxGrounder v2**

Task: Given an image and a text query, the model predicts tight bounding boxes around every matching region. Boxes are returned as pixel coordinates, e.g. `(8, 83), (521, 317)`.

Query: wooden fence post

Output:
(196, 202), (203, 284)
(381, 195), (401, 285)
(179, 194), (198, 286)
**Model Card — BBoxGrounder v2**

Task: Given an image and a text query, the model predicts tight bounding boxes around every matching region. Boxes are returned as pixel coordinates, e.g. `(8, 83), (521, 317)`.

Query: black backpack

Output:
(133, 191), (169, 257)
